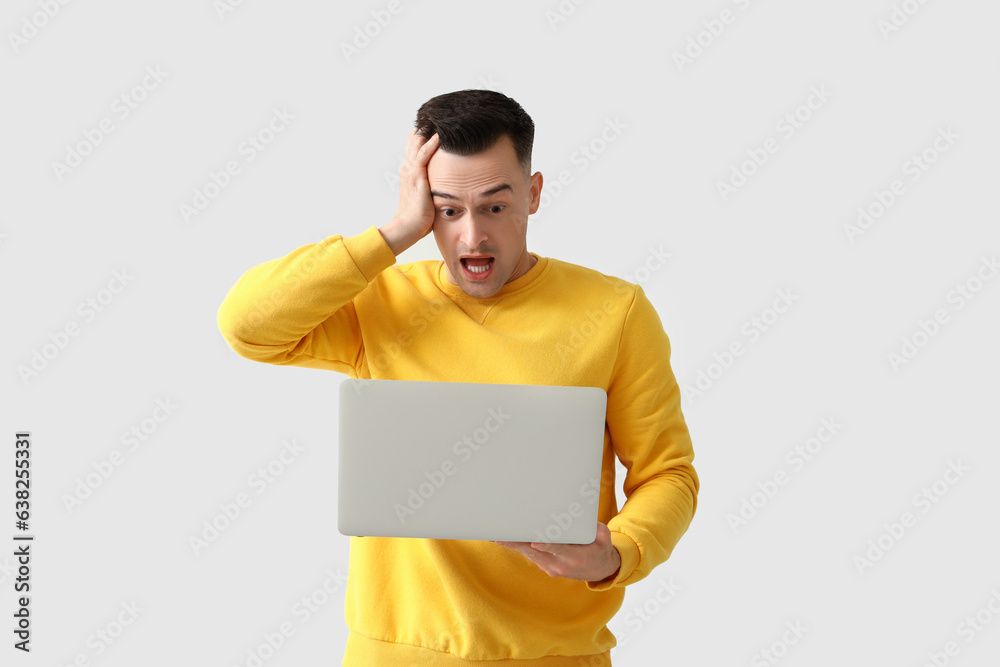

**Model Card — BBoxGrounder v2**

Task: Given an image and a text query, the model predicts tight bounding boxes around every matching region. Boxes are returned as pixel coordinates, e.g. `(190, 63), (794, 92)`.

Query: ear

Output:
(527, 171), (543, 215)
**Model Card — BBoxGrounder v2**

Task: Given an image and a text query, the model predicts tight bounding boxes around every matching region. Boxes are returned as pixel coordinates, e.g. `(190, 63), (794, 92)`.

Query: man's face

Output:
(428, 134), (542, 299)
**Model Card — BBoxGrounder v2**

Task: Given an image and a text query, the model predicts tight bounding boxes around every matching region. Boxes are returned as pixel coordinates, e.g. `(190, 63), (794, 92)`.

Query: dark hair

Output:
(415, 89), (534, 178)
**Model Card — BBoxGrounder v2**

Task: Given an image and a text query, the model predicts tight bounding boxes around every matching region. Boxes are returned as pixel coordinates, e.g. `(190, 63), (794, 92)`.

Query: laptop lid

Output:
(338, 379), (607, 544)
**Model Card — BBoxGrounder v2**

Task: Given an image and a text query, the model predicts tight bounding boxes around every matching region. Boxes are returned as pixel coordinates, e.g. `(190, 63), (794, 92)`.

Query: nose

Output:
(459, 211), (489, 249)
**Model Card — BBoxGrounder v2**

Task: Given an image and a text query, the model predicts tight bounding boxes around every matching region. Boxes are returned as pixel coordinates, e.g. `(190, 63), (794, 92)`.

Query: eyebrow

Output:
(430, 183), (513, 201)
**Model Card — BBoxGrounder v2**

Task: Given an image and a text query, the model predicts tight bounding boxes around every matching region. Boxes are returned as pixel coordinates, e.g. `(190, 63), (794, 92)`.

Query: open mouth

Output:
(460, 257), (494, 280)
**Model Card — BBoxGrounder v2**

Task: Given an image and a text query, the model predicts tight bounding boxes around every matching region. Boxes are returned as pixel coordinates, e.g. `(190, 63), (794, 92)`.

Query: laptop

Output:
(337, 379), (608, 544)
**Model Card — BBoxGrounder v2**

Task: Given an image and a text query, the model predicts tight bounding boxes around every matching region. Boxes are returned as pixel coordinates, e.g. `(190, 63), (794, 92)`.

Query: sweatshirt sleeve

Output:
(587, 284), (699, 590)
(216, 225), (396, 376)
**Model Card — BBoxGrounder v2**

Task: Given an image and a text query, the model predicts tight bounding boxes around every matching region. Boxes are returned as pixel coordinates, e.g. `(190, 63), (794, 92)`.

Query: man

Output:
(217, 89), (698, 666)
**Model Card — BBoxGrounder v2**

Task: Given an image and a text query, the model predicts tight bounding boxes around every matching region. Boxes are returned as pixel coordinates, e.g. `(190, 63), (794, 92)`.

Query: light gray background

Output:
(2, 1), (998, 665)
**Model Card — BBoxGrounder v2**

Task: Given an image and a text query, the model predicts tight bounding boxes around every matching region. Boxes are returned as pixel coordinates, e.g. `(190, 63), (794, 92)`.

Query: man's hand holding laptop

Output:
(493, 522), (621, 583)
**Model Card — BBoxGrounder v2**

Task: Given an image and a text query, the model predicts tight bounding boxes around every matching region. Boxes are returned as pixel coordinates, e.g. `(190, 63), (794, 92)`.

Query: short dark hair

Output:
(415, 89), (534, 178)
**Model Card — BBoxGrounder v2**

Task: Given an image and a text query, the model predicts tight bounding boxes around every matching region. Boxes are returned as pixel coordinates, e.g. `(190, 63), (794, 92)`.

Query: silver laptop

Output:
(338, 379), (607, 544)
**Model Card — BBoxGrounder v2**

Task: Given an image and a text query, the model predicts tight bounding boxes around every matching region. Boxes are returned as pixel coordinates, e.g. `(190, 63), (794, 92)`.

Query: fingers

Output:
(404, 128), (438, 162)
(392, 129), (441, 241)
(400, 131), (439, 190)
(402, 128), (419, 164)
(415, 131), (439, 166)
(496, 541), (555, 568)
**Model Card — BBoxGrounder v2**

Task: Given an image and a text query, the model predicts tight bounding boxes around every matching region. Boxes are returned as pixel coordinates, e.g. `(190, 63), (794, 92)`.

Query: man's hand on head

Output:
(493, 522), (621, 584)
(379, 128), (440, 256)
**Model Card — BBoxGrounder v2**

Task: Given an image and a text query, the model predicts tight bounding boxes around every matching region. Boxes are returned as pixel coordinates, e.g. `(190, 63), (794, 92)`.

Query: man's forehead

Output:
(430, 182), (513, 201)
(426, 135), (524, 199)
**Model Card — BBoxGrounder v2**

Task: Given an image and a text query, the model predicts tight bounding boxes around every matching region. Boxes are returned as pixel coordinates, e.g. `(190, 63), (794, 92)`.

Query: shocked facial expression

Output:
(428, 134), (542, 298)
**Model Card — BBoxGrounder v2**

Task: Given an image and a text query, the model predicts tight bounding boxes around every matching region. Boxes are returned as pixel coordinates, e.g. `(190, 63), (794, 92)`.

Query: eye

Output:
(440, 208), (457, 218)
(489, 205), (506, 214)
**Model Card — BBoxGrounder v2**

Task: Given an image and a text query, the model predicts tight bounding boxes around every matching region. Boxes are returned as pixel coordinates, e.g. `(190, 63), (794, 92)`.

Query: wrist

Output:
(378, 220), (411, 256)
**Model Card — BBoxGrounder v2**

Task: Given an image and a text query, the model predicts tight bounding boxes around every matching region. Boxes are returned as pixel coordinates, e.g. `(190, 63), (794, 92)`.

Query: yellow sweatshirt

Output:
(216, 225), (699, 666)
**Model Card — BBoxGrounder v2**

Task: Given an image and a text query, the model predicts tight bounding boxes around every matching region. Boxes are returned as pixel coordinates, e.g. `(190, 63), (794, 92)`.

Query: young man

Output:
(217, 89), (698, 666)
